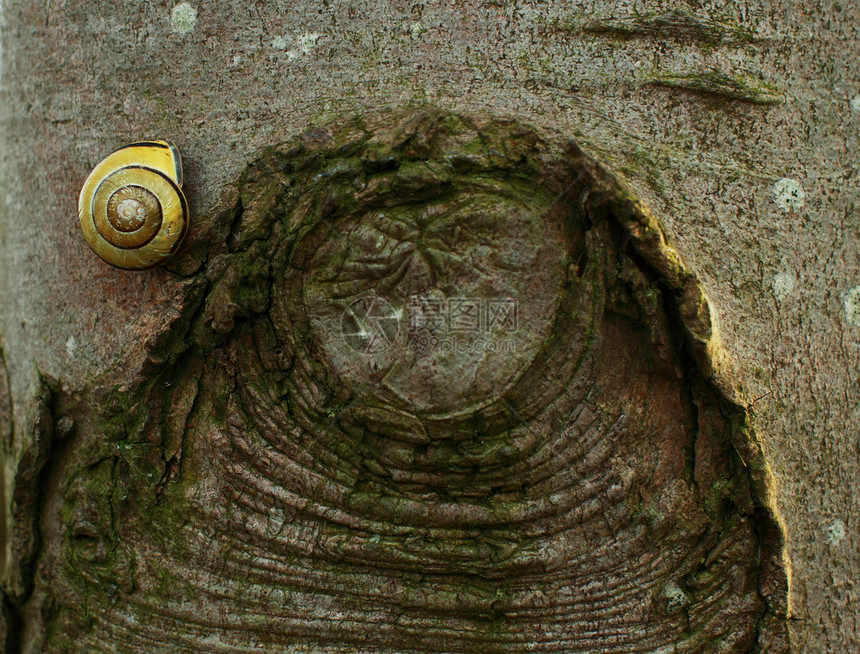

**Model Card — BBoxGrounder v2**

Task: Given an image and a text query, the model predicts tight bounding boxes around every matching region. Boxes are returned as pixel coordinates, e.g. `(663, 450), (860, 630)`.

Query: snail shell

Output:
(78, 140), (189, 269)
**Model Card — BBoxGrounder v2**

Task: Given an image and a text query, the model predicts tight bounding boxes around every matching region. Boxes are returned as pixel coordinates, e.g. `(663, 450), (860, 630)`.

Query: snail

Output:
(78, 140), (190, 269)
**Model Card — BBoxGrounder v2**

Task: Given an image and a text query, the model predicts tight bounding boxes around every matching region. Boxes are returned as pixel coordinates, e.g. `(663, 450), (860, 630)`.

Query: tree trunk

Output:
(0, 2), (855, 652)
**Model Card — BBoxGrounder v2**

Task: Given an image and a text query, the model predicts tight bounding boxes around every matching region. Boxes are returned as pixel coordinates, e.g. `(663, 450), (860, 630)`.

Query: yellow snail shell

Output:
(78, 140), (189, 269)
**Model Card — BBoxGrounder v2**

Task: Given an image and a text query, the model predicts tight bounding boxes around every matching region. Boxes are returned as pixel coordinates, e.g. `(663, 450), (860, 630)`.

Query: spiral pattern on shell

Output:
(78, 140), (189, 269)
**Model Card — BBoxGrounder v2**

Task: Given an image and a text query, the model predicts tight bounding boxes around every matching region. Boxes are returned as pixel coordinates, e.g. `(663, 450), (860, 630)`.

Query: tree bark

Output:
(0, 1), (856, 652)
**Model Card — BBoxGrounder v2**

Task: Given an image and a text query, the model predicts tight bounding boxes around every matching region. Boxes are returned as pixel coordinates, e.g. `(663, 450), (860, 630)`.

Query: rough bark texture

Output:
(6, 112), (790, 651)
(0, 1), (856, 652)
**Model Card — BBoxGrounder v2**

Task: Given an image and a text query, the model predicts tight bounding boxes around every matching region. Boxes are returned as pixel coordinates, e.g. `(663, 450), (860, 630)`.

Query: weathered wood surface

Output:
(0, 1), (857, 652)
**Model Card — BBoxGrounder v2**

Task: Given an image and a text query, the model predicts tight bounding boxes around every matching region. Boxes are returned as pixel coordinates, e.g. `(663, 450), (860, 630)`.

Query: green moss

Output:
(649, 69), (783, 105)
(582, 9), (759, 45)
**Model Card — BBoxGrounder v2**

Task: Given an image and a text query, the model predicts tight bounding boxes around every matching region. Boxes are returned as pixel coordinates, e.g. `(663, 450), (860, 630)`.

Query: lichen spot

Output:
(826, 519), (846, 546)
(844, 286), (860, 327)
(271, 35), (290, 50)
(297, 32), (321, 52)
(772, 178), (805, 212)
(772, 271), (797, 300)
(663, 581), (690, 614)
(851, 95), (860, 115)
(271, 32), (321, 60)
(171, 2), (197, 35)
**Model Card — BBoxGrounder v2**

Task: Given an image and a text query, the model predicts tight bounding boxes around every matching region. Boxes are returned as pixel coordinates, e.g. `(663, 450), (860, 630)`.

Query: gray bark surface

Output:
(0, 1), (856, 652)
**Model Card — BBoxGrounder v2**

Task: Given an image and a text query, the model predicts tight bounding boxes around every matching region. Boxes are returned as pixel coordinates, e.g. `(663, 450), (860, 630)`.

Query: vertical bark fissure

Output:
(588, 189), (791, 651)
(0, 344), (22, 653)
